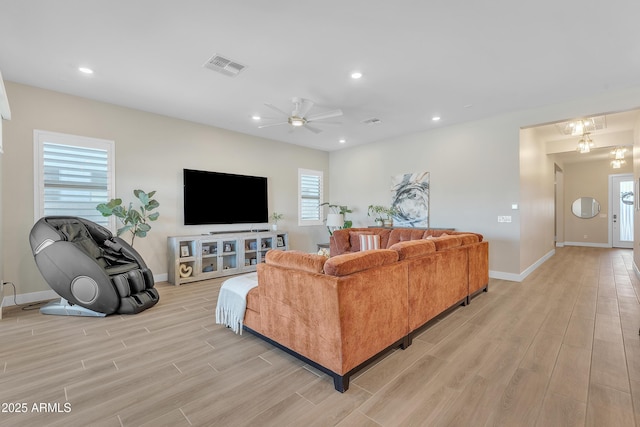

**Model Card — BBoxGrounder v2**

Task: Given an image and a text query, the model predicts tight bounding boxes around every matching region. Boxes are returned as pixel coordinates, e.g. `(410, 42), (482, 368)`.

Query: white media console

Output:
(167, 230), (288, 285)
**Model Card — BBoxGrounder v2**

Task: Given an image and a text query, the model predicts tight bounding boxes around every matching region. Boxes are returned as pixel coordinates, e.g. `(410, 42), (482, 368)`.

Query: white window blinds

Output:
(34, 131), (115, 227)
(298, 168), (324, 225)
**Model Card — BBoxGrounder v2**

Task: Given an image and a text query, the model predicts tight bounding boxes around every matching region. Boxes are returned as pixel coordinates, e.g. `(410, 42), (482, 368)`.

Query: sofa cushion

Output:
(265, 250), (326, 274)
(456, 233), (480, 245)
(387, 228), (430, 246)
(389, 239), (436, 260)
(323, 249), (399, 277)
(427, 235), (463, 250)
(424, 230), (450, 238)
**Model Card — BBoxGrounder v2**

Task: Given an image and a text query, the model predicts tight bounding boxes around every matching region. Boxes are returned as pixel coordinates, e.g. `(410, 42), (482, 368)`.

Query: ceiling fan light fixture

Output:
(289, 116), (306, 127)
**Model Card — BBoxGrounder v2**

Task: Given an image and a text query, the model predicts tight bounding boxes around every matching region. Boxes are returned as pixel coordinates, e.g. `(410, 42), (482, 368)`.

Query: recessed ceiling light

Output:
(78, 67), (94, 74)
(432, 116), (441, 121)
(339, 138), (346, 144)
(251, 115), (261, 121)
(350, 71), (363, 79)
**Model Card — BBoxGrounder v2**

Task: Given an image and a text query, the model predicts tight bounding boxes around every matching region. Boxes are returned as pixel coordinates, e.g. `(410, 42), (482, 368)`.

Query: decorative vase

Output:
(272, 223), (278, 231)
(383, 219), (393, 227)
(375, 220), (384, 227)
(179, 263), (193, 278)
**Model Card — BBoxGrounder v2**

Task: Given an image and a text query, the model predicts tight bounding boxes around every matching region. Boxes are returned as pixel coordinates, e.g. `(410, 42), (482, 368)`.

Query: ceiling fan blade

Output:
(291, 97), (315, 118)
(306, 120), (342, 125)
(258, 121), (288, 129)
(305, 109), (343, 122)
(264, 103), (289, 117)
(303, 124), (322, 134)
(297, 98), (315, 118)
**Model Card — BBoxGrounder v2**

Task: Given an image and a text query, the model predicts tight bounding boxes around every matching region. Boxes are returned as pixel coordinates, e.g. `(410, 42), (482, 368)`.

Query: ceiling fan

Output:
(258, 97), (342, 134)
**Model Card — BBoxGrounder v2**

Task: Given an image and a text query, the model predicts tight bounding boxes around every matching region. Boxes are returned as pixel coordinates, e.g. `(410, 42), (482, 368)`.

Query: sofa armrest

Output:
(265, 250), (326, 273)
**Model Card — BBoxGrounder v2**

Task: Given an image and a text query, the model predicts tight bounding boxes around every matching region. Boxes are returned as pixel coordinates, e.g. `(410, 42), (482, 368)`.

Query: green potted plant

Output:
(367, 205), (387, 226)
(383, 206), (400, 227)
(96, 189), (160, 246)
(270, 212), (284, 231)
(368, 204), (399, 227)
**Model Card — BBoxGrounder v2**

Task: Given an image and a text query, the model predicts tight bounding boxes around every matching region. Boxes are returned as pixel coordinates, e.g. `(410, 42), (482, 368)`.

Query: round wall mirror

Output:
(571, 197), (600, 218)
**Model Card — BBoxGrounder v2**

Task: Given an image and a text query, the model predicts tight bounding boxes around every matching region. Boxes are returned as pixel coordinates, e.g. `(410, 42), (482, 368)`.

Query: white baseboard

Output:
(155, 273), (168, 283)
(1, 288), (57, 308)
(563, 242), (611, 248)
(489, 248), (556, 283)
(1, 273), (168, 309)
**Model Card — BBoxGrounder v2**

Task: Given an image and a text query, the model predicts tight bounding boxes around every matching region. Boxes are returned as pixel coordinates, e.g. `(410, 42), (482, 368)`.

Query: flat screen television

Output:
(183, 169), (268, 225)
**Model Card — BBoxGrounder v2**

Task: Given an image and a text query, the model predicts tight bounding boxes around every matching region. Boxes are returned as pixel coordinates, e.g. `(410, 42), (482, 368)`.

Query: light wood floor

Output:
(1, 246), (640, 426)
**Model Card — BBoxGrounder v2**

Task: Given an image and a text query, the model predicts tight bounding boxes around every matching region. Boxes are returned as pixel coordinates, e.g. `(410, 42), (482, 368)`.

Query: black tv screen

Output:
(183, 169), (268, 225)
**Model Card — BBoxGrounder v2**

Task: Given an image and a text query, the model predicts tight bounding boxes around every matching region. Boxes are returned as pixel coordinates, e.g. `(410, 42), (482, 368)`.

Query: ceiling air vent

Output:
(203, 54), (246, 77)
(362, 117), (382, 125)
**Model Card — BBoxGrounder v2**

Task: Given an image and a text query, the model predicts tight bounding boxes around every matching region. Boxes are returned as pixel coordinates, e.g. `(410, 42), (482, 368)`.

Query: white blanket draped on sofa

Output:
(215, 272), (258, 334)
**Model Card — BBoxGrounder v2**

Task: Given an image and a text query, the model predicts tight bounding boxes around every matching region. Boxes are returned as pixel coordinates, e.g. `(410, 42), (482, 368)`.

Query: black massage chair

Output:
(29, 216), (159, 316)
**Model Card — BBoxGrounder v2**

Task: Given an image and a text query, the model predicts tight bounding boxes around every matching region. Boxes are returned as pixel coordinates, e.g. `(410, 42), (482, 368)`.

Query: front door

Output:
(611, 174), (634, 249)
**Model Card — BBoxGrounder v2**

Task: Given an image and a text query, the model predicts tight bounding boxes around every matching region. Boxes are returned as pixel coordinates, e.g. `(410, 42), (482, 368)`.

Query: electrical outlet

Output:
(498, 216), (512, 223)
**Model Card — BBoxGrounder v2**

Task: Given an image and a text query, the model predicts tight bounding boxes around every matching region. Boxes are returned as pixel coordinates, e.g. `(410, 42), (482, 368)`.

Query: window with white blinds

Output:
(298, 168), (324, 226)
(34, 130), (115, 228)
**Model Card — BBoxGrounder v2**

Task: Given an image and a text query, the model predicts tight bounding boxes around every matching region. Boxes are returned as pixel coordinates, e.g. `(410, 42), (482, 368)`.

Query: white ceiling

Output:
(1, 1), (640, 151)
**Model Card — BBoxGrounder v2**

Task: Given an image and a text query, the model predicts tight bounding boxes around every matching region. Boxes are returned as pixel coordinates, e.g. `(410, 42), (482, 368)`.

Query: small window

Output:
(298, 168), (324, 226)
(34, 130), (115, 228)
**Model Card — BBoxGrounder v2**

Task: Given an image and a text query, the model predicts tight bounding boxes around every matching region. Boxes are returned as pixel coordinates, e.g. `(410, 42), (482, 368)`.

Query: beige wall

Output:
(330, 115), (522, 277)
(2, 82), (329, 297)
(563, 159), (633, 245)
(519, 127), (556, 272)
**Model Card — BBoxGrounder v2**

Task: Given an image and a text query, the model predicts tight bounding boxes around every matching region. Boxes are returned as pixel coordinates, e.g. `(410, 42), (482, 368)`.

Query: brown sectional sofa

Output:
(242, 227), (489, 392)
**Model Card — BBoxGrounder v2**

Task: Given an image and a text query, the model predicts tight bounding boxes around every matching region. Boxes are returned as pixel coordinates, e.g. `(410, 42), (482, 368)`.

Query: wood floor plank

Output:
(536, 393), (586, 427)
(586, 383), (635, 427)
(483, 367), (549, 427)
(547, 344), (591, 403)
(590, 337), (631, 393)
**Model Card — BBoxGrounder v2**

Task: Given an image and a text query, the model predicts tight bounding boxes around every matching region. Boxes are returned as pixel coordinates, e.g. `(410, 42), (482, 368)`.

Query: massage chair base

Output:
(40, 298), (107, 317)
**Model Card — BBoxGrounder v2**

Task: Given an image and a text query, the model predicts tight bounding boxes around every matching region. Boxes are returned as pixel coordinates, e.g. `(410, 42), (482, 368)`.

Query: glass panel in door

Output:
(612, 174), (634, 248)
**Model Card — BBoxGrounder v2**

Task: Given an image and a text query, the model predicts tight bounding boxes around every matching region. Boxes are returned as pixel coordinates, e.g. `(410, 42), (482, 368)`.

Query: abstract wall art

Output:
(391, 171), (430, 228)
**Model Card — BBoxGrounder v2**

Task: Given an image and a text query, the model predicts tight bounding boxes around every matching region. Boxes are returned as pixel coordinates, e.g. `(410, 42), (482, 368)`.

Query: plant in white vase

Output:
(368, 205), (386, 226)
(270, 212), (284, 230)
(368, 204), (398, 227)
